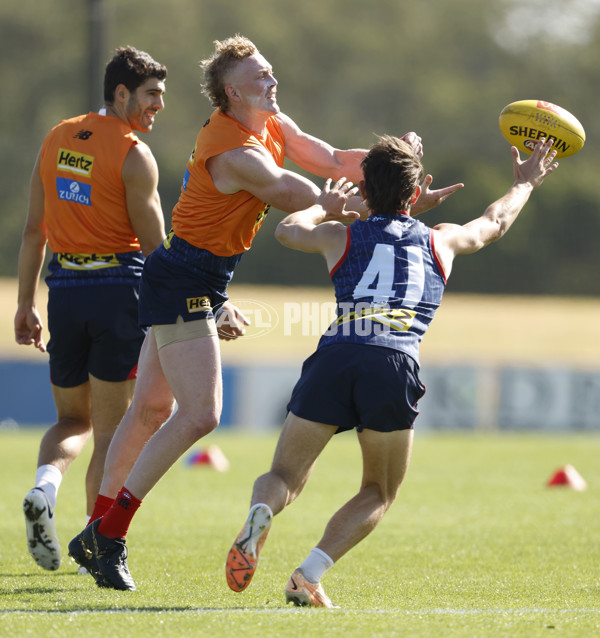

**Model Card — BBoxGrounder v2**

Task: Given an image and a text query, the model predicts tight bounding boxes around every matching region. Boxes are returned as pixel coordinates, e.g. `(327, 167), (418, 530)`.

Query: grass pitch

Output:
(1, 428), (599, 637)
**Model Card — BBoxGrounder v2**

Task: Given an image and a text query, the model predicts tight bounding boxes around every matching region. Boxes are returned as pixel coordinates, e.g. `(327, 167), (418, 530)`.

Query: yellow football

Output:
(499, 100), (585, 159)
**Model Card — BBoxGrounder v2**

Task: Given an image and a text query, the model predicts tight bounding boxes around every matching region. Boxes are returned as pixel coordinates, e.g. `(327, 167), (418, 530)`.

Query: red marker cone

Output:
(547, 465), (587, 491)
(186, 445), (230, 472)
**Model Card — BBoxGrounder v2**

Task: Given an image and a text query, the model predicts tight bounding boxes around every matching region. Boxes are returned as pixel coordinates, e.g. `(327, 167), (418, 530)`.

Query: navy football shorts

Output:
(138, 233), (242, 327)
(287, 343), (426, 433)
(47, 284), (147, 388)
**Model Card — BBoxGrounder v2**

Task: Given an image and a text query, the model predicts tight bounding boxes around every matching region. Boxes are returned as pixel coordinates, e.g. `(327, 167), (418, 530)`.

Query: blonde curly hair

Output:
(200, 35), (258, 110)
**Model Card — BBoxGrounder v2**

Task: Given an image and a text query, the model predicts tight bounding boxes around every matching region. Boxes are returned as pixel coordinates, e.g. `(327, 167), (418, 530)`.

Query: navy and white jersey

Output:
(317, 214), (447, 364)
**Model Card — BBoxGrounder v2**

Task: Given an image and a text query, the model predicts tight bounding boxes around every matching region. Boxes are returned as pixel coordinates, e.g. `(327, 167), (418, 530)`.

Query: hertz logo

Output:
(58, 253), (120, 270)
(57, 148), (94, 177)
(186, 296), (211, 313)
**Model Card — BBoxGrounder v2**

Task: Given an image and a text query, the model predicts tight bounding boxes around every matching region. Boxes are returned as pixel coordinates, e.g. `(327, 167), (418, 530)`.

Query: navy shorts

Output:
(47, 284), (147, 387)
(138, 233), (242, 327)
(287, 343), (426, 433)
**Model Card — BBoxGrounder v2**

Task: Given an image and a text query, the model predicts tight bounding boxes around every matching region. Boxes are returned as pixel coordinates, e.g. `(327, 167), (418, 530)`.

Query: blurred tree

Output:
(1, 0), (598, 295)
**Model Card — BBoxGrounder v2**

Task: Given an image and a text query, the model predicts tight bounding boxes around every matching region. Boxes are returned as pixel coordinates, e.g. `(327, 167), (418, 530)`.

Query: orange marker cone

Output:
(547, 464), (587, 491)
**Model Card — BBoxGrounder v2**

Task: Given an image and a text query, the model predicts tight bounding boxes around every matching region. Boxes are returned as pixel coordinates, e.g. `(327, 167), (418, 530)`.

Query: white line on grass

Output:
(1, 608), (599, 616)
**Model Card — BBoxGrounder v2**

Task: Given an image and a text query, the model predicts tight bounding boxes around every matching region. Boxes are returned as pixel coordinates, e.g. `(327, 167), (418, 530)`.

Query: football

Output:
(499, 100), (585, 159)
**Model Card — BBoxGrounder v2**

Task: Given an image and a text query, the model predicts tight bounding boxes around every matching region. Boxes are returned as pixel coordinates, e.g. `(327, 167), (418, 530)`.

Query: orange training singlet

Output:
(171, 109), (285, 256)
(39, 112), (143, 253)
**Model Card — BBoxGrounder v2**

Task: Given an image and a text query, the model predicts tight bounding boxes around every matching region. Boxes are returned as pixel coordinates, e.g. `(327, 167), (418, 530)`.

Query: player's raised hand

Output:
(317, 177), (360, 222)
(410, 174), (464, 216)
(512, 137), (559, 189)
(401, 131), (423, 158)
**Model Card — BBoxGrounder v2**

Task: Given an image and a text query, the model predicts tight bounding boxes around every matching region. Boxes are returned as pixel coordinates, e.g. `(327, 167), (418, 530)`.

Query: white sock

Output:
(298, 547), (334, 584)
(34, 464), (63, 509)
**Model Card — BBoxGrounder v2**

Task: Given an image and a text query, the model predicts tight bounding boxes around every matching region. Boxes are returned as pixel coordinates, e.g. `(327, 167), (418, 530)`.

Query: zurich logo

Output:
(56, 177), (91, 206)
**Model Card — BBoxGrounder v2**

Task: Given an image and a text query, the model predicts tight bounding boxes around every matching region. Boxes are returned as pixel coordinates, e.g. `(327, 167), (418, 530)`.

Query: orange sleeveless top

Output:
(39, 112), (143, 253)
(171, 110), (285, 256)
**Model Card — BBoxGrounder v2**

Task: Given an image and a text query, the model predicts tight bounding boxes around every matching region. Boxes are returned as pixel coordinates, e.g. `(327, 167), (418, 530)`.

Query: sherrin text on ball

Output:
(499, 100), (585, 159)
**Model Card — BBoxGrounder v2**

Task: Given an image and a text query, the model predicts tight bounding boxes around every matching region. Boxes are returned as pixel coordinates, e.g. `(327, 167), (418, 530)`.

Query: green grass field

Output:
(1, 428), (599, 637)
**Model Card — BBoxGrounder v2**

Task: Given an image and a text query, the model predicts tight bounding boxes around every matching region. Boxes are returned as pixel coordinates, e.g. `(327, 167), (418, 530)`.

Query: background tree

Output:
(1, 0), (598, 294)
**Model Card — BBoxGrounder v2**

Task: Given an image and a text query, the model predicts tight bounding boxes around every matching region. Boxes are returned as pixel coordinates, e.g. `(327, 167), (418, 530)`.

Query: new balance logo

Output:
(73, 129), (93, 140)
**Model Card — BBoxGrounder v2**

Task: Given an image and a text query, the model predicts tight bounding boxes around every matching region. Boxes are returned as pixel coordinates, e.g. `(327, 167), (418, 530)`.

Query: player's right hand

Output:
(317, 178), (360, 223)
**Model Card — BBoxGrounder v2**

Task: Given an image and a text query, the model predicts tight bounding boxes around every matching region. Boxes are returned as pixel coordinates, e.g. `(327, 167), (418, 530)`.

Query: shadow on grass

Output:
(0, 572), (79, 578)
(0, 606), (295, 614)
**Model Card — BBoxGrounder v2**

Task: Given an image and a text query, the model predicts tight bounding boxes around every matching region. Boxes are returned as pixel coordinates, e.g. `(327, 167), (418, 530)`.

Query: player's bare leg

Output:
(86, 375), (136, 515)
(98, 330), (175, 499)
(123, 333), (222, 499)
(24, 383), (92, 570)
(316, 428), (413, 562)
(226, 414), (336, 592)
(252, 413), (337, 513)
(287, 426), (413, 607)
(70, 333), (222, 590)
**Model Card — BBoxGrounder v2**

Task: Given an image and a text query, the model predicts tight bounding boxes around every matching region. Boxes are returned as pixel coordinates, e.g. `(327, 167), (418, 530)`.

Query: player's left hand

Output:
(216, 301), (250, 341)
(410, 175), (464, 216)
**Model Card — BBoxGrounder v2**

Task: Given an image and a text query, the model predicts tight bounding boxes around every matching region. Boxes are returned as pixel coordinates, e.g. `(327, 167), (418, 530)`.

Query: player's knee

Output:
(48, 416), (93, 439)
(381, 484), (401, 511)
(365, 481), (398, 512)
(137, 398), (175, 432)
(270, 468), (305, 504)
(150, 404), (176, 430)
(174, 408), (220, 441)
(383, 489), (399, 511)
(192, 413), (219, 438)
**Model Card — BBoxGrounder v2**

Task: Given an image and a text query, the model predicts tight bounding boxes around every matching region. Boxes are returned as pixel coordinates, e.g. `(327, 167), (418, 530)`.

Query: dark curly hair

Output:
(104, 46), (167, 104)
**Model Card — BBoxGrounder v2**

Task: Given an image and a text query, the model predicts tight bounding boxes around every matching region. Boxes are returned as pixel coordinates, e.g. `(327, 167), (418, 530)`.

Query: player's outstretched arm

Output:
(277, 113), (424, 182)
(432, 138), (558, 277)
(276, 113), (366, 182)
(208, 144), (322, 213)
(275, 178), (357, 268)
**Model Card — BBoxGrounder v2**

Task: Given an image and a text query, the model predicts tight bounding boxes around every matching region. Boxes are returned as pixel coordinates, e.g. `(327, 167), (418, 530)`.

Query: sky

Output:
(494, 0), (600, 48)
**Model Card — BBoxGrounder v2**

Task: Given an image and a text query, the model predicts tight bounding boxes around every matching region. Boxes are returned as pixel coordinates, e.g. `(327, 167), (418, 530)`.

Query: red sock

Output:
(97, 486), (142, 539)
(89, 494), (114, 525)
